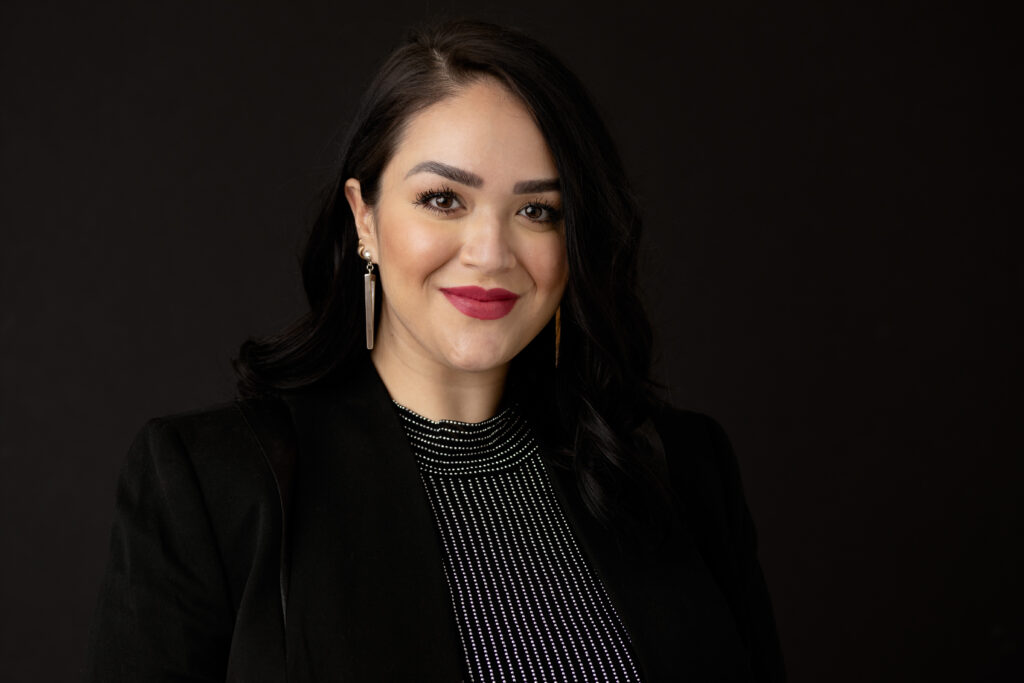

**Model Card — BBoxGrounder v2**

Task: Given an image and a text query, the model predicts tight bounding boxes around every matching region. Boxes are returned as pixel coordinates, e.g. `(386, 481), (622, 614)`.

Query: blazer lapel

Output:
(281, 358), (464, 681)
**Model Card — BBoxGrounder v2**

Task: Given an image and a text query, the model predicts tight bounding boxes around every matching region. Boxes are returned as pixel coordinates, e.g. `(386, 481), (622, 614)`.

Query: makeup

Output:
(440, 286), (519, 320)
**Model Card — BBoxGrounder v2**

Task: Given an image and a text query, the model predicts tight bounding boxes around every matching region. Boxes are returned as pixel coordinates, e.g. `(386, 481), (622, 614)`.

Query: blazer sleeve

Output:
(84, 418), (235, 682)
(661, 411), (786, 682)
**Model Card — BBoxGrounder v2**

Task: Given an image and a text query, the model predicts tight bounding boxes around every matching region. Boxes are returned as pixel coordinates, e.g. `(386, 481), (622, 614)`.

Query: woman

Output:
(85, 20), (785, 682)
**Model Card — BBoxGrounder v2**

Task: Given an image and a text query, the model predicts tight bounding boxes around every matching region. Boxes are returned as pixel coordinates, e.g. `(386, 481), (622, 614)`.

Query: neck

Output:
(369, 341), (509, 424)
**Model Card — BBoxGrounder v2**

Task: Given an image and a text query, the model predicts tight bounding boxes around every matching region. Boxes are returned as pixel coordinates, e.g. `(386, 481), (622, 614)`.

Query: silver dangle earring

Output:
(361, 247), (376, 349)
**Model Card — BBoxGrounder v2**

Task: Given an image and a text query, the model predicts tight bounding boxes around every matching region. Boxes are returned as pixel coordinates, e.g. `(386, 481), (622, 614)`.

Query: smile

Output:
(440, 287), (520, 320)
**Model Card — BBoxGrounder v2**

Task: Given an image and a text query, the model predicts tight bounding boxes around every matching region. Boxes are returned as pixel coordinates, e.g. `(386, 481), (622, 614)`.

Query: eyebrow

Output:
(512, 178), (560, 194)
(405, 160), (560, 194)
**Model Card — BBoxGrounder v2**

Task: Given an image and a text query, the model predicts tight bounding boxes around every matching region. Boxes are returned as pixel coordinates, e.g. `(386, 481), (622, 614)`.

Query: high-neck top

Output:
(392, 401), (532, 477)
(393, 399), (643, 682)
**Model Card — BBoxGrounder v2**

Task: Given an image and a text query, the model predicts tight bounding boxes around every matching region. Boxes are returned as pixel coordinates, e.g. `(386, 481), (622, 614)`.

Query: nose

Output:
(459, 209), (517, 273)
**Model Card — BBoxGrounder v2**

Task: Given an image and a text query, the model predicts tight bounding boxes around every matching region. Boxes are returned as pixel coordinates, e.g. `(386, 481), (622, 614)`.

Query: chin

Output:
(442, 340), (517, 373)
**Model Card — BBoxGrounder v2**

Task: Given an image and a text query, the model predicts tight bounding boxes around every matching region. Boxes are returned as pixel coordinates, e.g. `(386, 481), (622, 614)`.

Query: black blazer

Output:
(85, 358), (784, 681)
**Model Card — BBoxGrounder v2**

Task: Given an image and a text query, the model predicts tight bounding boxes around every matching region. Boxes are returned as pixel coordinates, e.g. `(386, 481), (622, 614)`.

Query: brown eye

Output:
(518, 202), (561, 223)
(415, 188), (462, 213)
(432, 195), (455, 210)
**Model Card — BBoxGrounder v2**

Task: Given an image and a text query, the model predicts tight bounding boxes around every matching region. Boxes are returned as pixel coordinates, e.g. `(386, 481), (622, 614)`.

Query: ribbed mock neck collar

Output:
(391, 400), (535, 477)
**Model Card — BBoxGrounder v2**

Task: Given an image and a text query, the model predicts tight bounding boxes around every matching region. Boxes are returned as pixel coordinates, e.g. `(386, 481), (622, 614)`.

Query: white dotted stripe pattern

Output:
(393, 400), (643, 682)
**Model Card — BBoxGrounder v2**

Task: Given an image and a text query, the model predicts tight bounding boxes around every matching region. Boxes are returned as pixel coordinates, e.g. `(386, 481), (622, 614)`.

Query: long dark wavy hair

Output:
(235, 20), (674, 541)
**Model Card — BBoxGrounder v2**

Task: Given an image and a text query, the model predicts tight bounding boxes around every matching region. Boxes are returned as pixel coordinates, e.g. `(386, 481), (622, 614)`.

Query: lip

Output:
(440, 286), (520, 320)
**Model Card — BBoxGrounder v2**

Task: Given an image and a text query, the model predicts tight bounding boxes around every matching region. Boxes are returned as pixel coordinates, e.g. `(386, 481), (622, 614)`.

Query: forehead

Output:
(387, 79), (557, 185)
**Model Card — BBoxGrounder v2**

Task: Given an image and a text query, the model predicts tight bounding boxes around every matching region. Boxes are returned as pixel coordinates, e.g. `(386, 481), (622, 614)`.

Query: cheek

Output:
(378, 209), (457, 282)
(521, 234), (569, 293)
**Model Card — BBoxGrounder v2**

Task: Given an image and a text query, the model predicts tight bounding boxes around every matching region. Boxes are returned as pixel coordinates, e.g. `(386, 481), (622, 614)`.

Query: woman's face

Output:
(345, 78), (569, 376)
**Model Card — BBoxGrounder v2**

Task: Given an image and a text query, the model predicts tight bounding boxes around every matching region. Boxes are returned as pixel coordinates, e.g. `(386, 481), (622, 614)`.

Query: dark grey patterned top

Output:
(393, 399), (643, 682)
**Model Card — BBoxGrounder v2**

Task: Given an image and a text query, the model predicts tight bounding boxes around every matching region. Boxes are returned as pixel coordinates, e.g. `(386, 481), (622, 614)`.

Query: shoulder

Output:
(650, 405), (749, 542)
(121, 399), (283, 513)
(131, 397), (287, 463)
(651, 405), (738, 486)
(136, 401), (253, 452)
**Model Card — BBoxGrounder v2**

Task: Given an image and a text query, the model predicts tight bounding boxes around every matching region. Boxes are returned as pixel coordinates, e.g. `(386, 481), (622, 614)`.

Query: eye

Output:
(428, 194), (460, 211)
(518, 202), (562, 224)
(414, 187), (463, 214)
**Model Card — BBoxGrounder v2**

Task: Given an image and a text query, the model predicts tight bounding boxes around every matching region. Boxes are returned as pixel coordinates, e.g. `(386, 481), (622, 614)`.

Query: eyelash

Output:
(413, 186), (563, 224)
(414, 186), (460, 214)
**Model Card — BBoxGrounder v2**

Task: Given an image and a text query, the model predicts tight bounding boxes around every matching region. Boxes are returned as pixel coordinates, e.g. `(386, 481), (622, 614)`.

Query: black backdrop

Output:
(1, 1), (1020, 681)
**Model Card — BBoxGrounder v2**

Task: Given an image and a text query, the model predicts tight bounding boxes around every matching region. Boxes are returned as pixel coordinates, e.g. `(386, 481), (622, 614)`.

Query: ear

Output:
(343, 178), (378, 260)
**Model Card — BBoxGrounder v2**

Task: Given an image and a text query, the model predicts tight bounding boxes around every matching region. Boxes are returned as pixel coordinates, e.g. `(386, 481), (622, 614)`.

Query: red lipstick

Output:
(440, 286), (519, 320)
